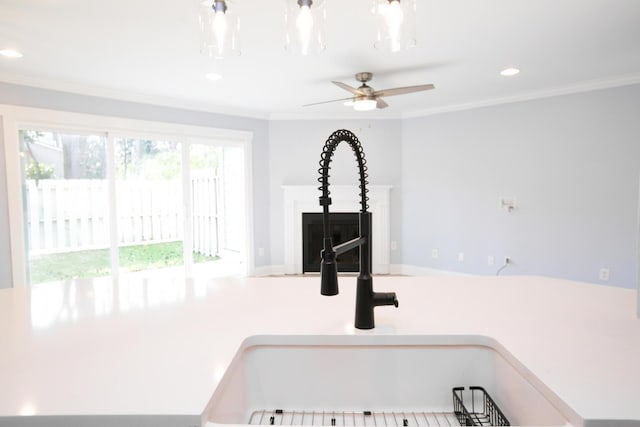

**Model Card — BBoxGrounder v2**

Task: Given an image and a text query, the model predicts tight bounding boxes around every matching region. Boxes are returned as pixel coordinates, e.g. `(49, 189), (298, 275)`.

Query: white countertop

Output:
(0, 275), (639, 426)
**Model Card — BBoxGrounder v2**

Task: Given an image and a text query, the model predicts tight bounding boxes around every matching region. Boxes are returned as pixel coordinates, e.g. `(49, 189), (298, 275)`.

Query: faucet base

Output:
(354, 275), (398, 330)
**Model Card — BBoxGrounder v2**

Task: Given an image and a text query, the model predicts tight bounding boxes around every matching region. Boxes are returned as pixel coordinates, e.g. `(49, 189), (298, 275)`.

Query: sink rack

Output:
(247, 387), (509, 427)
(453, 387), (510, 426)
(248, 409), (462, 426)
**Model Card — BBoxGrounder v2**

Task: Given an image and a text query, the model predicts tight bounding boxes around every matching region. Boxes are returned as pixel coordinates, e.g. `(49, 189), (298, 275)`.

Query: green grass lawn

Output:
(29, 241), (218, 284)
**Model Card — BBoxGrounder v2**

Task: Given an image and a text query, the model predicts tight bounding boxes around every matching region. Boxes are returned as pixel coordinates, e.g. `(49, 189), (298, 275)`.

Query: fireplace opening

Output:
(302, 212), (360, 273)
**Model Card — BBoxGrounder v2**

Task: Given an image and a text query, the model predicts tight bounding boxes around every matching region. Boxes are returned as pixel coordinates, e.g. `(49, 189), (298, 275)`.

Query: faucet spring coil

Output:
(317, 129), (370, 212)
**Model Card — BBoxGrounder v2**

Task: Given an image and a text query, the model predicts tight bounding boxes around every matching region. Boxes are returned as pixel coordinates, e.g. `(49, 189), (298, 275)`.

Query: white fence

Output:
(25, 173), (219, 256)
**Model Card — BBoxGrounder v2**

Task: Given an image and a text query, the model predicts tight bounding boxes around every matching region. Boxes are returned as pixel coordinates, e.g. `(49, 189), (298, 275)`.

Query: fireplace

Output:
(302, 213), (360, 273)
(282, 185), (391, 275)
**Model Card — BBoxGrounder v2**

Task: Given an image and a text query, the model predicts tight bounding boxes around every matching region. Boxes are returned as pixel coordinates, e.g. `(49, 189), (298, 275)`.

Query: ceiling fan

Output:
(305, 72), (435, 111)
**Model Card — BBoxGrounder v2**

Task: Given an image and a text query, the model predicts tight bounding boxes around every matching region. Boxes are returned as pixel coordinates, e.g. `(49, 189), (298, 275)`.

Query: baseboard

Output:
(391, 264), (472, 276)
(253, 265), (286, 277)
(252, 264), (471, 277)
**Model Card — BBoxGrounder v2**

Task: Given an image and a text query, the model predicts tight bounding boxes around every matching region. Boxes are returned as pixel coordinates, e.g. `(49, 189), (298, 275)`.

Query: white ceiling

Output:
(1, 0), (639, 119)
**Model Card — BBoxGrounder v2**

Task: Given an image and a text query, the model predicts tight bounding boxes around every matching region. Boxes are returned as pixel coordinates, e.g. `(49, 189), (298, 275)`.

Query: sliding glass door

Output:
(18, 129), (245, 285)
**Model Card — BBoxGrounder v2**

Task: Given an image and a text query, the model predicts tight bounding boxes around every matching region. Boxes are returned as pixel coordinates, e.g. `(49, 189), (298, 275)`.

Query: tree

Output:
(20, 130), (56, 184)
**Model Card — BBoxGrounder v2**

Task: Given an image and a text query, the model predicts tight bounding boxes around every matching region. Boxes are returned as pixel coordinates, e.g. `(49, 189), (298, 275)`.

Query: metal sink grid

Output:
(248, 410), (464, 426)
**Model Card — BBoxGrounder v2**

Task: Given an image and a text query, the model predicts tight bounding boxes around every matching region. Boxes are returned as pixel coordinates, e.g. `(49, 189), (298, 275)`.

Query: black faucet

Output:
(317, 129), (398, 330)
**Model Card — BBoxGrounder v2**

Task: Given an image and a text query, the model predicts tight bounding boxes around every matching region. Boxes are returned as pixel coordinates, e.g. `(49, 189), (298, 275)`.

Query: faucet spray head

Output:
(320, 240), (339, 296)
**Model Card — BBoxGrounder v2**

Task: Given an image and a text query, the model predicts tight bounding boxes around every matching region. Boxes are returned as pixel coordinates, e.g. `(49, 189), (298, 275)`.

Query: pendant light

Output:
(199, 0), (241, 58)
(372, 0), (417, 52)
(284, 0), (327, 55)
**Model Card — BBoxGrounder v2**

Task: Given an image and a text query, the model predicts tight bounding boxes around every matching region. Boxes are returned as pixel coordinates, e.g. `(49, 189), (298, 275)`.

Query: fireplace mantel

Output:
(282, 185), (391, 275)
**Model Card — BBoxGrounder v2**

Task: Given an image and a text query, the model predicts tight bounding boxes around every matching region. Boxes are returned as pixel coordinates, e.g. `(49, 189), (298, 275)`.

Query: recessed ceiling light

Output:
(500, 67), (520, 76)
(0, 49), (23, 58)
(205, 72), (222, 81)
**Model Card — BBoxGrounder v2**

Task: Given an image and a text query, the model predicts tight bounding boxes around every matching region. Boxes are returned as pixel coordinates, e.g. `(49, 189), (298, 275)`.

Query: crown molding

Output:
(402, 73), (640, 119)
(0, 72), (270, 120)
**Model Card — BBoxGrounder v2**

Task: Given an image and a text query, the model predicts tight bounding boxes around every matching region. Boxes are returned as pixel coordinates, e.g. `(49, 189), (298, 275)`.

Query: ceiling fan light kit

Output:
(199, 0), (241, 59)
(353, 98), (378, 111)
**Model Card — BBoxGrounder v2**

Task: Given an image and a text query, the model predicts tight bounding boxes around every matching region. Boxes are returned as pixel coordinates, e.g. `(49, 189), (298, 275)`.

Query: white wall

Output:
(267, 120), (403, 270)
(402, 84), (640, 288)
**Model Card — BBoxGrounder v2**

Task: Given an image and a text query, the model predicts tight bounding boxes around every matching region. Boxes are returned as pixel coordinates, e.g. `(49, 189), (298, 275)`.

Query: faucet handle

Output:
(320, 249), (339, 296)
(373, 292), (399, 308)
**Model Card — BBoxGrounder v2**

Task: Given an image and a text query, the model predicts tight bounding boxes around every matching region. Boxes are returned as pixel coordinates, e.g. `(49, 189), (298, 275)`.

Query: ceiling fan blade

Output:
(302, 97), (354, 107)
(376, 98), (389, 109)
(332, 81), (366, 96)
(374, 84), (435, 98)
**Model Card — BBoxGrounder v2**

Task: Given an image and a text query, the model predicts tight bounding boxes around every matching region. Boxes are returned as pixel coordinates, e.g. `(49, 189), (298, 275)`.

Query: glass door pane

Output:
(219, 145), (245, 255)
(190, 144), (245, 277)
(190, 144), (226, 275)
(19, 130), (110, 284)
(190, 144), (219, 258)
(114, 138), (184, 278)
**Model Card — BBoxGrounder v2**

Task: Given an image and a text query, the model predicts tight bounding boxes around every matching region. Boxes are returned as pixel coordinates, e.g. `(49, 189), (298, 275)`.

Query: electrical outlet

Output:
(458, 252), (465, 262)
(431, 249), (439, 259)
(599, 268), (610, 281)
(488, 256), (495, 265)
(504, 256), (511, 265)
(500, 197), (517, 212)
(258, 247), (265, 257)
(390, 241), (398, 251)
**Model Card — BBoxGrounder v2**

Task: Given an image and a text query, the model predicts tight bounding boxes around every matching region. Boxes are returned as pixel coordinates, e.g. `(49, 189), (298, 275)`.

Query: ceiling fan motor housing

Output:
(355, 72), (373, 83)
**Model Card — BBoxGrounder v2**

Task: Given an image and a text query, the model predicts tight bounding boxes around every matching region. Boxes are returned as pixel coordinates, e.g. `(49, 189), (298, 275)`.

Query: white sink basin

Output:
(203, 335), (578, 427)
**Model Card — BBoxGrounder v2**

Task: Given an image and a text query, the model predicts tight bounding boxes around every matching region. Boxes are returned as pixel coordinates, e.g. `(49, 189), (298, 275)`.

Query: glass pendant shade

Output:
(199, 0), (241, 58)
(284, 0), (326, 55)
(372, 0), (417, 52)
